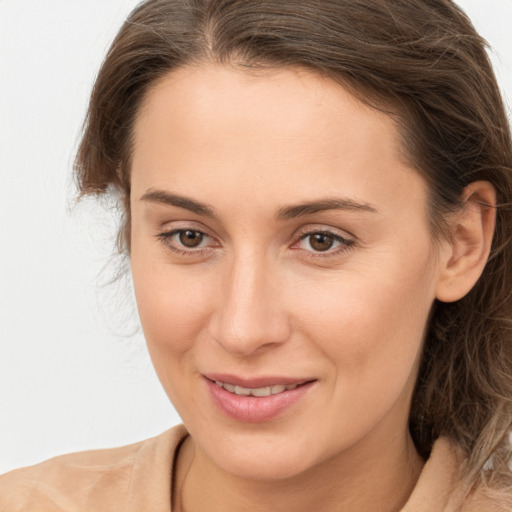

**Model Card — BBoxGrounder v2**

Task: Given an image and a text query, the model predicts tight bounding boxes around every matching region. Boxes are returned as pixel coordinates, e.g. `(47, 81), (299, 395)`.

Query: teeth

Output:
(234, 385), (251, 396)
(215, 381), (300, 396)
(252, 386), (272, 397)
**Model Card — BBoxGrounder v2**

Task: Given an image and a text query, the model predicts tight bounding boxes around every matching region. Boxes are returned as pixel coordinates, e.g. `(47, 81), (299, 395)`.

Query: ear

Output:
(435, 181), (496, 303)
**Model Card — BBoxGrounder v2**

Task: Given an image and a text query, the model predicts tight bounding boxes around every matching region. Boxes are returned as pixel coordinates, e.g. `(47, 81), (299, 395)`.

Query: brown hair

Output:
(75, 0), (512, 499)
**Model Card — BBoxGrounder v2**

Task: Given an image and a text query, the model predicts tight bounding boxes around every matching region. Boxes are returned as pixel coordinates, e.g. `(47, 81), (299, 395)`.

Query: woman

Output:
(1, 0), (511, 510)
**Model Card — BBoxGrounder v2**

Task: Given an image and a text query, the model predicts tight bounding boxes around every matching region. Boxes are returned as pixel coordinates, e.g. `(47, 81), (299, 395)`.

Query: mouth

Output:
(210, 379), (305, 397)
(203, 374), (317, 422)
(204, 373), (315, 394)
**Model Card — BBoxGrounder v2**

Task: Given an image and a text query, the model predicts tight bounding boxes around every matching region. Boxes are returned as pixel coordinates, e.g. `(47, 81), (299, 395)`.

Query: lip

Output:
(204, 373), (312, 388)
(204, 374), (316, 423)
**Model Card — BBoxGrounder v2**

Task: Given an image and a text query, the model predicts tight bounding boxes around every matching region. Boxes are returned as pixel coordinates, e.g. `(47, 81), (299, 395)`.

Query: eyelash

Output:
(295, 230), (355, 258)
(156, 228), (355, 259)
(156, 229), (213, 257)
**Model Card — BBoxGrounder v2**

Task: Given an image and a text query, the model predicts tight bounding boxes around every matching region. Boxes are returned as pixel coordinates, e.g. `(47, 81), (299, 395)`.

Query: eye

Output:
(177, 229), (206, 248)
(295, 230), (354, 256)
(157, 228), (216, 255)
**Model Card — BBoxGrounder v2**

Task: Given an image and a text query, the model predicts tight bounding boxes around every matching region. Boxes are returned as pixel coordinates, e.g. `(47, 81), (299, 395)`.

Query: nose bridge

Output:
(210, 249), (289, 356)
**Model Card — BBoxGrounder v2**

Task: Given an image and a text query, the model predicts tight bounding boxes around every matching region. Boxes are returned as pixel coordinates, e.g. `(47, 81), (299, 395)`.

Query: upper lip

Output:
(204, 373), (315, 388)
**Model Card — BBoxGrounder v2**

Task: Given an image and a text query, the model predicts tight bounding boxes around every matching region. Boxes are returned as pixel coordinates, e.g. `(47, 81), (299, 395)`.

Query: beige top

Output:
(0, 425), (504, 511)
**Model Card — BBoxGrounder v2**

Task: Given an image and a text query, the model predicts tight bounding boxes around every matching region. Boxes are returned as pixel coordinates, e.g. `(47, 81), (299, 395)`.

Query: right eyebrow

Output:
(275, 197), (378, 221)
(140, 189), (217, 218)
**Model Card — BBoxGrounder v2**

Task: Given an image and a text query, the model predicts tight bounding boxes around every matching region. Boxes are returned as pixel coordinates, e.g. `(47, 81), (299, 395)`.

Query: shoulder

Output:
(402, 436), (512, 512)
(0, 425), (188, 512)
(460, 479), (512, 512)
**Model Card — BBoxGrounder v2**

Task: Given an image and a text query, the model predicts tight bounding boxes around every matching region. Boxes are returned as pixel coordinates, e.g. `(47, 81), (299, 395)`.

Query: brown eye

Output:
(308, 233), (335, 252)
(296, 230), (353, 256)
(179, 230), (204, 248)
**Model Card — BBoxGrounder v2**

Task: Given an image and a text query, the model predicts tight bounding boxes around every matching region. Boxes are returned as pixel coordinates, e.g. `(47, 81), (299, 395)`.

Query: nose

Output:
(208, 253), (291, 357)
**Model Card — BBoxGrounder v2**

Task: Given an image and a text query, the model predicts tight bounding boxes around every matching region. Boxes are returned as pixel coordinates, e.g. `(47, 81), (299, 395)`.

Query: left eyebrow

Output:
(276, 198), (378, 221)
(140, 189), (217, 218)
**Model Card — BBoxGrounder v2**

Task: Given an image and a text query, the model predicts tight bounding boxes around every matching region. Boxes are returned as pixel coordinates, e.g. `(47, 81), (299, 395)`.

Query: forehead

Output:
(134, 63), (400, 157)
(131, 64), (426, 218)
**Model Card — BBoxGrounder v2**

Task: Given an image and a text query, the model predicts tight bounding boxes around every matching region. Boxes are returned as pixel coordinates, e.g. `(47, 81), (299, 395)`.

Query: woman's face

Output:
(130, 65), (445, 480)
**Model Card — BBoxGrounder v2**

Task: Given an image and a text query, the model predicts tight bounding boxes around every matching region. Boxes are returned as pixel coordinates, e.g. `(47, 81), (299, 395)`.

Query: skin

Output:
(129, 64), (495, 512)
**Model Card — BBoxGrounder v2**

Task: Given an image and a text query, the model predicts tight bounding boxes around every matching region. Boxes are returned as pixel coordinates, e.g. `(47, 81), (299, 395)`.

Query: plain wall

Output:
(1, 0), (511, 474)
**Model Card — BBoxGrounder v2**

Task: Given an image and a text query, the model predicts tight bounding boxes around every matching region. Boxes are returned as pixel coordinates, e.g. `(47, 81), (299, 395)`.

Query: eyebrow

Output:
(141, 189), (216, 217)
(275, 198), (378, 220)
(140, 189), (378, 220)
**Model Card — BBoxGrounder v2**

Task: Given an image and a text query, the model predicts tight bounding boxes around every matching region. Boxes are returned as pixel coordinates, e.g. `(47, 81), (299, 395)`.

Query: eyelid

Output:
(156, 227), (219, 256)
(155, 223), (355, 258)
(292, 226), (355, 257)
(295, 222), (354, 240)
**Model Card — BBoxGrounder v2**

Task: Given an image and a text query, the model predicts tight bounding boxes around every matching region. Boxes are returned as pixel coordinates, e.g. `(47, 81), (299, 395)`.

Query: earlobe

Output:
(435, 181), (496, 303)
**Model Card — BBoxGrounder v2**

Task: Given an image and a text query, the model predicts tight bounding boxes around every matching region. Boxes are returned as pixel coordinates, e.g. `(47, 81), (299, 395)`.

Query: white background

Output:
(1, 0), (511, 474)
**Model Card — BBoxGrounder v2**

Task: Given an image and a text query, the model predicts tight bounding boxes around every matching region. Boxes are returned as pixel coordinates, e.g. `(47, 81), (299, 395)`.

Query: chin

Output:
(198, 426), (324, 481)
(221, 448), (316, 481)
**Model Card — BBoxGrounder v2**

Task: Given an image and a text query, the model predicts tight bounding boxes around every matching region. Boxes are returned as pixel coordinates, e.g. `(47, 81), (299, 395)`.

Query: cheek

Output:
(131, 257), (217, 414)
(129, 220), (216, 367)
(132, 262), (213, 354)
(289, 253), (435, 408)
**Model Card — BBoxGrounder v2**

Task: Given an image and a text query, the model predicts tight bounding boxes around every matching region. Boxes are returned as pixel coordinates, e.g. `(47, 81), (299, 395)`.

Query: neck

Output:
(173, 428), (424, 512)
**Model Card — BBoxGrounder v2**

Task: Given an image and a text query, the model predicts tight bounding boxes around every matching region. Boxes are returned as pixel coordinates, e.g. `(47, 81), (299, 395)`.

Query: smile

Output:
(204, 375), (316, 422)
(214, 381), (299, 397)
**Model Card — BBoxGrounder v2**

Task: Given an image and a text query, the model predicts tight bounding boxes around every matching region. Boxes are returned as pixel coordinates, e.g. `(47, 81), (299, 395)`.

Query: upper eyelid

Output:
(295, 225), (355, 241)
(297, 232), (351, 244)
(156, 229), (217, 257)
(158, 222), (218, 240)
(159, 228), (215, 244)
(157, 223), (355, 250)
(159, 225), (352, 240)
(294, 230), (354, 251)
(158, 218), (215, 232)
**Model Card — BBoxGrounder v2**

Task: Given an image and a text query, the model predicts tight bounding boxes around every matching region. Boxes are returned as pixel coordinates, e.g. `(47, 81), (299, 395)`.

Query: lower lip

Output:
(205, 379), (315, 423)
